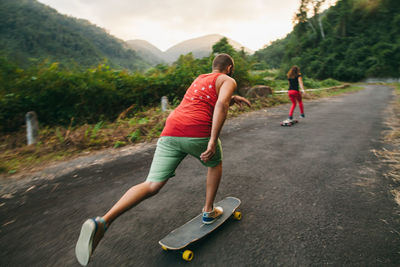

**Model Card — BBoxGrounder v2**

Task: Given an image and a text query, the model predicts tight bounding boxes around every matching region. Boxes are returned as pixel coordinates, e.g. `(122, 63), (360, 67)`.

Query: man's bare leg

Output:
(203, 162), (222, 212)
(103, 180), (167, 227)
(75, 180), (167, 265)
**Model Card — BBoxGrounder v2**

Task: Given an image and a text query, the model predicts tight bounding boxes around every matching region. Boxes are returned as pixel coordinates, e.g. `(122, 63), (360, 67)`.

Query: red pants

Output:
(288, 90), (304, 117)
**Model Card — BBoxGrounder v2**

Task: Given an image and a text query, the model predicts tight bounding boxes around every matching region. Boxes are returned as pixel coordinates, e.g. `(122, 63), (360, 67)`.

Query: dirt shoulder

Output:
(374, 83), (400, 207)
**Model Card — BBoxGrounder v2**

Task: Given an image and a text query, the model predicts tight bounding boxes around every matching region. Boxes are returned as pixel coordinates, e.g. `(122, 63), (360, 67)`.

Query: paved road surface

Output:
(1, 85), (399, 266)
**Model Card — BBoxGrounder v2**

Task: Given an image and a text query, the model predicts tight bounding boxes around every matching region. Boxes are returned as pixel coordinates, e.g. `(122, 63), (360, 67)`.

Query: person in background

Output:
(284, 65), (305, 124)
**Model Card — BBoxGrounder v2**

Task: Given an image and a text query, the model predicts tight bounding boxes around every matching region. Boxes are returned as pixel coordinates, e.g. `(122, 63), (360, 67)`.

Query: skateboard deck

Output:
(159, 196), (241, 260)
(280, 119), (298, 126)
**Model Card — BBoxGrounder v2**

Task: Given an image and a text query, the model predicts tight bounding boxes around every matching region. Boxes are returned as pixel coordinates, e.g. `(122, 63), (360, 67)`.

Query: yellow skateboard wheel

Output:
(161, 245), (168, 251)
(233, 211), (242, 220)
(182, 250), (194, 261)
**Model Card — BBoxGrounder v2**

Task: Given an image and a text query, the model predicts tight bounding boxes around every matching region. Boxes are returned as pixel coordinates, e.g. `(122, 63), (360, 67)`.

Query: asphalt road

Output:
(1, 85), (400, 266)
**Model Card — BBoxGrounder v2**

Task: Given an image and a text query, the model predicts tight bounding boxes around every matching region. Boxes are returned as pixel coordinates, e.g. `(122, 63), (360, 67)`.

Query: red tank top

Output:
(161, 73), (223, 137)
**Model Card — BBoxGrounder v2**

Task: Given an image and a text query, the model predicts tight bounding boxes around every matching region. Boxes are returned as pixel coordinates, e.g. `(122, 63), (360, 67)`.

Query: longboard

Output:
(280, 119), (298, 126)
(159, 196), (241, 261)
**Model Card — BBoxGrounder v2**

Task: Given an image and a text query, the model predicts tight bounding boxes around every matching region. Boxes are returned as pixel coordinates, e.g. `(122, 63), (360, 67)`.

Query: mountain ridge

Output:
(126, 34), (254, 64)
(125, 39), (166, 65)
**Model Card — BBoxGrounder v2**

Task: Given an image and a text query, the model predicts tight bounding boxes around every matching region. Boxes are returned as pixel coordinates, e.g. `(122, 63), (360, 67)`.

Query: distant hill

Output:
(125, 40), (166, 65)
(0, 0), (149, 70)
(254, 0), (400, 81)
(126, 34), (253, 64)
(163, 34), (254, 63)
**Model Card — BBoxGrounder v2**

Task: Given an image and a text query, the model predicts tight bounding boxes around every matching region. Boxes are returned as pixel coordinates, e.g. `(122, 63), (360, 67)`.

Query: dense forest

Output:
(254, 0), (400, 81)
(0, 0), (149, 70)
(0, 38), (254, 132)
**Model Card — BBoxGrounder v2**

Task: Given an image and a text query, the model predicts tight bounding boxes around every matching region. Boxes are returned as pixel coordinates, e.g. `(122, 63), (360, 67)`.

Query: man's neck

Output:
(212, 69), (226, 74)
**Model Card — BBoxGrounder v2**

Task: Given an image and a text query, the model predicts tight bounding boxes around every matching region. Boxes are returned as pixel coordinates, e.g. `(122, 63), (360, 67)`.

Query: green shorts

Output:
(146, 136), (223, 182)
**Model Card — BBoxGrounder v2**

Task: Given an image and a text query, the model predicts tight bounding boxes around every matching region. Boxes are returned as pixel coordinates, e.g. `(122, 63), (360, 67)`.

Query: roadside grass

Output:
(374, 83), (400, 206)
(0, 108), (169, 175)
(0, 84), (362, 176)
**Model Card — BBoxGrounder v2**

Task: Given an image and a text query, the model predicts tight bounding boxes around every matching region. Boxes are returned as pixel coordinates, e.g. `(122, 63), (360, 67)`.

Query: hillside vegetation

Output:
(255, 0), (400, 81)
(0, 38), (255, 132)
(0, 0), (148, 70)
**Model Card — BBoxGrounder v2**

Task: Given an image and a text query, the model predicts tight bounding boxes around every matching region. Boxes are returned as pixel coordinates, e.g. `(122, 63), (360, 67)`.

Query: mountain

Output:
(0, 0), (149, 70)
(126, 34), (254, 64)
(254, 0), (400, 81)
(125, 39), (166, 65)
(163, 34), (254, 63)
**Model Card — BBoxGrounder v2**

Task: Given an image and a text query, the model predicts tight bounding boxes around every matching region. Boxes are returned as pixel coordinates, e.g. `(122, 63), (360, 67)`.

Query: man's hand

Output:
(230, 95), (251, 108)
(200, 140), (217, 163)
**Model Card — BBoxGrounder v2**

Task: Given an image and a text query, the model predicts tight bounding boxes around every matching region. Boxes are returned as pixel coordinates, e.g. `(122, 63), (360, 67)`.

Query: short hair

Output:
(212, 53), (234, 71)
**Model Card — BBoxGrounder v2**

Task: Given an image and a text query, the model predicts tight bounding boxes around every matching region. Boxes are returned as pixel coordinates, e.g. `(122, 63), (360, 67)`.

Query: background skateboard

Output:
(280, 119), (298, 126)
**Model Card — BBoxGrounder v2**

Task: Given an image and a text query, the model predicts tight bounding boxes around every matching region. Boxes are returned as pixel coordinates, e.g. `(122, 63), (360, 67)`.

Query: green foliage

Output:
(254, 0), (400, 81)
(0, 0), (149, 70)
(0, 38), (255, 133)
(212, 38), (252, 88)
(128, 129), (141, 142)
(113, 141), (127, 148)
(138, 118), (149, 124)
(55, 127), (64, 143)
(212, 37), (237, 55)
(91, 121), (104, 139)
(254, 38), (289, 69)
(320, 78), (341, 87)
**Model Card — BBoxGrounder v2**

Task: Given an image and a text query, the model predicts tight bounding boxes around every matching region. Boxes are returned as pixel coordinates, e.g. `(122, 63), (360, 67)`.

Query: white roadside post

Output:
(161, 96), (169, 112)
(26, 111), (39, 145)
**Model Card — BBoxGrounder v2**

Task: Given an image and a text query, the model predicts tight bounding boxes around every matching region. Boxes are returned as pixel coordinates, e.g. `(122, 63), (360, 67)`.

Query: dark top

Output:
(288, 74), (302, 91)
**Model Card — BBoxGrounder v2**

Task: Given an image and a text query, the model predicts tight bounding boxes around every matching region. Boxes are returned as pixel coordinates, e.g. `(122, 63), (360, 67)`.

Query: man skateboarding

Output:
(75, 53), (251, 266)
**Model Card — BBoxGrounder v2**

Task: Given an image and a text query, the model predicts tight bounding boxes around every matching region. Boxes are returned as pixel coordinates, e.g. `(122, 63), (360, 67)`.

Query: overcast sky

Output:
(37, 0), (336, 51)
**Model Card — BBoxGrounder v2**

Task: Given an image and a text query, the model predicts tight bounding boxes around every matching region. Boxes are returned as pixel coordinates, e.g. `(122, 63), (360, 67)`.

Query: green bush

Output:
(320, 78), (341, 87)
(302, 77), (321, 89)
(0, 38), (255, 133)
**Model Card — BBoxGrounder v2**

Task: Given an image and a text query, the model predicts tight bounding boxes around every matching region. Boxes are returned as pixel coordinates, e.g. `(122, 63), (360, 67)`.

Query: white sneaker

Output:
(75, 217), (107, 266)
(202, 206), (224, 224)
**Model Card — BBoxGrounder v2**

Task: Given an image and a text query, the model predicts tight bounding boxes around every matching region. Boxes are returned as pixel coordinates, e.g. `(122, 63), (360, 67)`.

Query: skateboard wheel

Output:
(161, 245), (168, 251)
(182, 250), (194, 261)
(233, 211), (242, 220)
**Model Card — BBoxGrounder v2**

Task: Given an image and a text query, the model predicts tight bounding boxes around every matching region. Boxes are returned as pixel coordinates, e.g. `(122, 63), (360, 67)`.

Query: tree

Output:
(258, 0), (400, 81)
(212, 38), (251, 89)
(212, 37), (236, 55)
(294, 0), (327, 39)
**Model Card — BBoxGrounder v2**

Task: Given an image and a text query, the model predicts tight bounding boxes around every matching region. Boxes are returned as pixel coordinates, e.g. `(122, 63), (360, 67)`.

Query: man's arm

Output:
(230, 95), (251, 107)
(200, 77), (237, 163)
